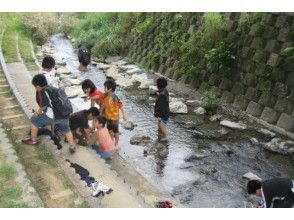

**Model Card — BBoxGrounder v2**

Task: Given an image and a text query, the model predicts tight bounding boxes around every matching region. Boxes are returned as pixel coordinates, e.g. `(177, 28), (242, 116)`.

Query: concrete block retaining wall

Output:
(125, 12), (294, 136)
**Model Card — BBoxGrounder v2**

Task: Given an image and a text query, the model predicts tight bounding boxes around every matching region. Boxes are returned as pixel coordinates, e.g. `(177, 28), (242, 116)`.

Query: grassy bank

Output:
(0, 13), (57, 69)
(0, 153), (31, 207)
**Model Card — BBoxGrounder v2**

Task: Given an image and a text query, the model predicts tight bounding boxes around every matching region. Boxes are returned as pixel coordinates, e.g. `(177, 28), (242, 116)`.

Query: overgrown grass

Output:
(0, 166), (16, 180)
(18, 37), (38, 71)
(36, 143), (58, 168)
(202, 90), (220, 114)
(75, 200), (90, 208)
(0, 13), (55, 66)
(0, 13), (23, 62)
(2, 28), (18, 63)
(0, 157), (30, 208)
(66, 13), (139, 59)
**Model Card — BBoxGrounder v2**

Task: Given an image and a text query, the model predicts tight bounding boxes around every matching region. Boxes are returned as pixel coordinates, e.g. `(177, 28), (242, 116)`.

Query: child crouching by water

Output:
(92, 116), (117, 159)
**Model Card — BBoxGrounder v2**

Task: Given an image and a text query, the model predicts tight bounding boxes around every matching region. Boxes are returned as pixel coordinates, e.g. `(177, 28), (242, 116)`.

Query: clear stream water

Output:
(51, 35), (294, 208)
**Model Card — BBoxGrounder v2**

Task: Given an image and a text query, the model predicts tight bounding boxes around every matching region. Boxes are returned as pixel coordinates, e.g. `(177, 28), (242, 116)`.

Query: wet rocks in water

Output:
(209, 114), (222, 122)
(138, 79), (154, 89)
(96, 62), (111, 70)
(200, 166), (218, 175)
(105, 56), (122, 64)
(263, 138), (294, 155)
(54, 56), (66, 66)
(41, 45), (55, 55)
(131, 73), (147, 82)
(56, 66), (71, 75)
(242, 172), (262, 181)
(59, 74), (71, 80)
(111, 60), (127, 66)
(192, 127), (229, 141)
(184, 150), (210, 162)
(60, 78), (72, 87)
(170, 101), (188, 114)
(250, 137), (259, 145)
(257, 128), (276, 138)
(178, 162), (195, 169)
(192, 173), (207, 185)
(126, 67), (144, 75)
(67, 78), (81, 86)
(105, 66), (120, 80)
(65, 86), (81, 98)
(194, 107), (206, 115)
(186, 100), (203, 108)
(173, 114), (204, 128)
(226, 150), (234, 157)
(115, 77), (136, 89)
(220, 120), (247, 130)
(118, 64), (138, 72)
(148, 85), (158, 95)
(130, 135), (151, 146)
(122, 121), (136, 130)
(143, 141), (167, 156)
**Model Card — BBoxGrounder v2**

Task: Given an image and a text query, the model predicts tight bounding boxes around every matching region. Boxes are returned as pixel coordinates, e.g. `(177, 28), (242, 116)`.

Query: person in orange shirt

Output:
(102, 79), (127, 146)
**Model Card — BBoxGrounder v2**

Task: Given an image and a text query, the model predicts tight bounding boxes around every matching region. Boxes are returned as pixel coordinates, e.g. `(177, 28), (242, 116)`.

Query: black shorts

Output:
(107, 120), (119, 133)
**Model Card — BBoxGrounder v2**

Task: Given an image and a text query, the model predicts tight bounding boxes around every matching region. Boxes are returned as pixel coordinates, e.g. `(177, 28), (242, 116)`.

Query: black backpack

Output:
(45, 86), (73, 117)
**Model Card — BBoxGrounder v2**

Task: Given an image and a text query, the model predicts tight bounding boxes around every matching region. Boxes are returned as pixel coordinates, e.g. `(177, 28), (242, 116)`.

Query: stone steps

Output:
(1, 114), (24, 120)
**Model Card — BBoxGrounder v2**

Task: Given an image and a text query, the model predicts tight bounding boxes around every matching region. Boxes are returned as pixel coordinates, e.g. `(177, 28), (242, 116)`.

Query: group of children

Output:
(18, 45), (294, 208)
(21, 53), (171, 159)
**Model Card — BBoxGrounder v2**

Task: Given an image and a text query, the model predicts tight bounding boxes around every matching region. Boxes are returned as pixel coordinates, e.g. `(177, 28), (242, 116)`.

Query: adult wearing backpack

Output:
(22, 74), (76, 153)
(78, 44), (91, 72)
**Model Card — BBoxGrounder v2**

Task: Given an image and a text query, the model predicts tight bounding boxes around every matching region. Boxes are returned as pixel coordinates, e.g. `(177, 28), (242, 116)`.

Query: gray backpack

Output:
(45, 86), (73, 117)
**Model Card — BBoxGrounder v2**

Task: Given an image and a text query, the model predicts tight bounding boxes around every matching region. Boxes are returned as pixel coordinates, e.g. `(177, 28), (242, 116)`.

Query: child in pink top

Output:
(92, 116), (116, 158)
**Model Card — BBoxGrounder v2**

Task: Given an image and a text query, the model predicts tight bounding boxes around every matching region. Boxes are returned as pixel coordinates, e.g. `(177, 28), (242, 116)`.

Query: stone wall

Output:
(125, 12), (294, 135)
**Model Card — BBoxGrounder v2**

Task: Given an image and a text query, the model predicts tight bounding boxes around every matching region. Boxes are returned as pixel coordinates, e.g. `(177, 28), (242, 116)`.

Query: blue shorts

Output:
(159, 117), (168, 126)
(31, 113), (70, 134)
(92, 145), (111, 158)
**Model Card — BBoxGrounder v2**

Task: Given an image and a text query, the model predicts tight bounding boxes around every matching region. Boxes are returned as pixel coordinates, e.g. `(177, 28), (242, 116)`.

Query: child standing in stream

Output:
(102, 79), (127, 147)
(154, 77), (170, 141)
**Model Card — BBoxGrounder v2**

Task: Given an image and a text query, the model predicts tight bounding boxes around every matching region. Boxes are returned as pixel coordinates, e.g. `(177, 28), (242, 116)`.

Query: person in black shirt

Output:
(154, 77), (170, 141)
(78, 44), (91, 71)
(69, 107), (99, 146)
(247, 177), (294, 208)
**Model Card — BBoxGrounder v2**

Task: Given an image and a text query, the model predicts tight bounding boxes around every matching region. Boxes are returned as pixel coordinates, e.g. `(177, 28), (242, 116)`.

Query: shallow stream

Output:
(51, 35), (294, 207)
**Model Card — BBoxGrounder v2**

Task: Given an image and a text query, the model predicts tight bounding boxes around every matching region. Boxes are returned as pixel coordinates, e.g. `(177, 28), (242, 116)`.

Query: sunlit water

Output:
(51, 35), (294, 207)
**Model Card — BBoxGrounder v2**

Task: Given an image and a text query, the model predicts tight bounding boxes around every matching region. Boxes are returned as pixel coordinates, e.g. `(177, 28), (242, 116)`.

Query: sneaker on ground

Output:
(22, 138), (38, 145)
(93, 181), (113, 194)
(91, 181), (104, 197)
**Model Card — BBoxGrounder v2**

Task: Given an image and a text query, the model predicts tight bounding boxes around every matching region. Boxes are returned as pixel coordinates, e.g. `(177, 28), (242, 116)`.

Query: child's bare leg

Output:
(45, 125), (52, 131)
(31, 123), (38, 139)
(65, 132), (74, 145)
(114, 132), (119, 146)
(109, 130), (115, 142)
(159, 123), (167, 137)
